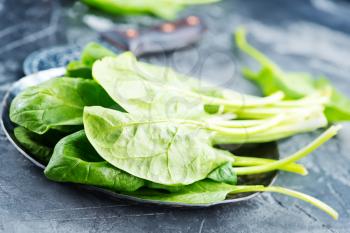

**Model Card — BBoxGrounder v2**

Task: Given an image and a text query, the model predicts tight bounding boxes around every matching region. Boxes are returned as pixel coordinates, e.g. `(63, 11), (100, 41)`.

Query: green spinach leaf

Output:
(14, 127), (65, 164)
(145, 182), (185, 193)
(44, 129), (337, 217)
(83, 106), (234, 185)
(92, 54), (215, 119)
(92, 53), (292, 120)
(207, 162), (237, 185)
(10, 77), (120, 134)
(84, 106), (338, 184)
(44, 130), (145, 192)
(132, 180), (235, 204)
(235, 27), (350, 122)
(243, 68), (317, 99)
(92, 52), (241, 99)
(92, 55), (328, 143)
(65, 61), (93, 79)
(81, 42), (116, 68)
(65, 42), (116, 79)
(315, 78), (350, 122)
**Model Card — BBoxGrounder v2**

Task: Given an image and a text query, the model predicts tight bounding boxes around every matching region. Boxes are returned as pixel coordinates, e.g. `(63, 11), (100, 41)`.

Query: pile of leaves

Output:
(10, 40), (346, 219)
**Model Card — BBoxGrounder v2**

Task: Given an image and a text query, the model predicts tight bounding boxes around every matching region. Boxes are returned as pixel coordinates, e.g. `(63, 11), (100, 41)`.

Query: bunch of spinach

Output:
(44, 127), (338, 219)
(9, 42), (343, 219)
(80, 0), (220, 19)
(235, 27), (350, 123)
(83, 105), (339, 186)
(92, 53), (329, 143)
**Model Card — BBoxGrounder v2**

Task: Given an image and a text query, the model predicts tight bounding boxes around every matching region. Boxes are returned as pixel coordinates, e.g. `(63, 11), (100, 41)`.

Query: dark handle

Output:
(101, 16), (206, 56)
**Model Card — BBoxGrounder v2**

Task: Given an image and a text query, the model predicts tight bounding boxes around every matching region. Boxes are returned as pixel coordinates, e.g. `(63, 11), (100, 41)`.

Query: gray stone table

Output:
(0, 0), (350, 232)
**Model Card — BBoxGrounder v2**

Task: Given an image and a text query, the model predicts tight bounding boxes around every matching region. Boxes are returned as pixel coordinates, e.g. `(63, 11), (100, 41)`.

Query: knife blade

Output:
(83, 14), (206, 56)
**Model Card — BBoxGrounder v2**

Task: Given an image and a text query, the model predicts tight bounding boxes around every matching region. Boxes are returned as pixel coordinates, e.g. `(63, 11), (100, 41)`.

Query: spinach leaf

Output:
(92, 55), (328, 143)
(243, 68), (317, 99)
(65, 42), (116, 79)
(14, 127), (65, 164)
(92, 53), (290, 119)
(42, 127), (338, 218)
(81, 0), (220, 19)
(235, 27), (350, 122)
(83, 105), (326, 181)
(83, 106), (234, 185)
(235, 28), (317, 99)
(132, 180), (235, 204)
(92, 52), (241, 99)
(81, 42), (116, 68)
(145, 182), (185, 193)
(84, 106), (338, 184)
(315, 78), (350, 122)
(10, 77), (120, 134)
(92, 54), (213, 119)
(65, 61), (92, 79)
(207, 162), (237, 185)
(44, 130), (145, 192)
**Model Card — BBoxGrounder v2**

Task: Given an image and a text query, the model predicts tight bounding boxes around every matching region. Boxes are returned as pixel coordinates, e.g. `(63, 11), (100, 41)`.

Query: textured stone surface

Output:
(0, 0), (350, 232)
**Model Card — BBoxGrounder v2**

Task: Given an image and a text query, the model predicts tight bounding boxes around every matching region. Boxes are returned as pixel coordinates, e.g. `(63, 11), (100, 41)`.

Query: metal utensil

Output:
(23, 15), (206, 75)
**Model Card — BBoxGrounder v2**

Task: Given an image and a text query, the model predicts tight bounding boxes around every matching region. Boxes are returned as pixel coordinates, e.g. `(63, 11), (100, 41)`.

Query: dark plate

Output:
(23, 43), (119, 75)
(3, 61), (279, 207)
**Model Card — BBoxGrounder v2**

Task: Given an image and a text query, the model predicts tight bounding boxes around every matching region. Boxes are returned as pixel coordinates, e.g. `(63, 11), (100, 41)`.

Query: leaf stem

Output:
(235, 27), (280, 72)
(196, 91), (285, 108)
(230, 185), (338, 219)
(206, 117), (280, 128)
(232, 156), (307, 175)
(234, 125), (341, 175)
(212, 112), (327, 144)
(204, 114), (285, 135)
(151, 78), (285, 108)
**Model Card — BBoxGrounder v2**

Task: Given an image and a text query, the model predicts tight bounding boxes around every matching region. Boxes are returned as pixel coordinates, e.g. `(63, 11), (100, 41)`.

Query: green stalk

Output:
(175, 115), (284, 136)
(206, 116), (282, 128)
(152, 80), (285, 108)
(232, 156), (307, 175)
(205, 113), (237, 122)
(205, 114), (285, 135)
(196, 91), (285, 108)
(235, 27), (280, 72)
(223, 95), (327, 114)
(212, 112), (327, 144)
(242, 67), (259, 80)
(234, 125), (341, 175)
(231, 105), (325, 119)
(272, 96), (328, 107)
(230, 185), (338, 219)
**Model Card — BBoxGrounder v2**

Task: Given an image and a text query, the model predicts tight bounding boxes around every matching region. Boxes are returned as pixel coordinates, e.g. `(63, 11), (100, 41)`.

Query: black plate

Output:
(3, 58), (279, 207)
(23, 43), (118, 75)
